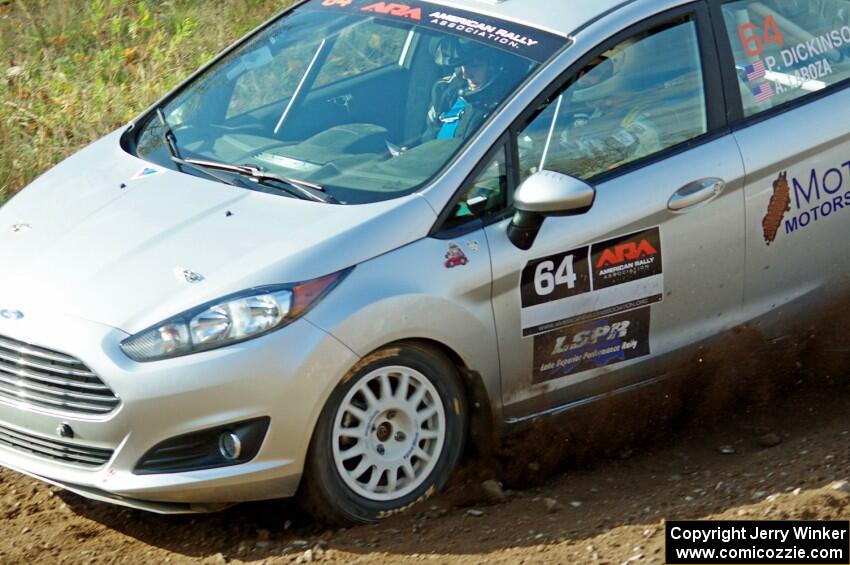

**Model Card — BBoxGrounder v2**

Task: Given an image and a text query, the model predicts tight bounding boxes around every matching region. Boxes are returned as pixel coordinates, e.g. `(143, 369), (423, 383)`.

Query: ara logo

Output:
(596, 240), (657, 269)
(361, 2), (422, 20)
(321, 0), (351, 6)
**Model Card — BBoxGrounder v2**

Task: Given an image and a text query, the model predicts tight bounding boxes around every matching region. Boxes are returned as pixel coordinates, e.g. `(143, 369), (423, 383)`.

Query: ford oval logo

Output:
(0, 310), (24, 321)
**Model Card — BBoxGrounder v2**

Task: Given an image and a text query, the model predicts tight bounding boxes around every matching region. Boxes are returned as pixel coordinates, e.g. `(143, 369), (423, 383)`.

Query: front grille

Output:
(0, 335), (120, 416)
(0, 421), (113, 467)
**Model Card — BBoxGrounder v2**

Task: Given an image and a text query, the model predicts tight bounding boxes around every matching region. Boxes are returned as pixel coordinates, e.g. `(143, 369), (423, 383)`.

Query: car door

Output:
(482, 4), (748, 420)
(711, 0), (850, 339)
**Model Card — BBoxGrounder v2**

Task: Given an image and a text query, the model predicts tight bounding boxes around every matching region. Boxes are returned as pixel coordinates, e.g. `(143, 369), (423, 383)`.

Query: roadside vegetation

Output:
(0, 0), (287, 204)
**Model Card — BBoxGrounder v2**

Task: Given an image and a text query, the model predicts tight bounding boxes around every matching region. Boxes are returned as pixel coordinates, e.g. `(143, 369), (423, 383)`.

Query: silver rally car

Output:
(0, 0), (848, 523)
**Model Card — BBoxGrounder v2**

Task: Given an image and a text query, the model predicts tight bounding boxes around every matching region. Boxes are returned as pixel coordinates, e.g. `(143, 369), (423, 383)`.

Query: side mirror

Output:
(508, 170), (596, 250)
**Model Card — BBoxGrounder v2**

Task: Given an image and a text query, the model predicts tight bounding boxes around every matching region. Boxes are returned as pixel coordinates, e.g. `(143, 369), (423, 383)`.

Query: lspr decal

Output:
(533, 307), (651, 383)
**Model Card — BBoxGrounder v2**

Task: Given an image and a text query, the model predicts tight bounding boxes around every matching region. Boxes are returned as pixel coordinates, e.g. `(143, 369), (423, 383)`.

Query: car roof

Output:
(423, 0), (635, 37)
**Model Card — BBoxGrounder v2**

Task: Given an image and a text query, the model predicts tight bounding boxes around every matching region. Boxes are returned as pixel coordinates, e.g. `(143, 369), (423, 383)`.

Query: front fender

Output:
(304, 234), (502, 422)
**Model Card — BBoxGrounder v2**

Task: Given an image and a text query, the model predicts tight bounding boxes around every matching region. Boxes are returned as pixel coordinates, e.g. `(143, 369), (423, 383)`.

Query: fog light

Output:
(134, 417), (270, 475)
(219, 432), (242, 461)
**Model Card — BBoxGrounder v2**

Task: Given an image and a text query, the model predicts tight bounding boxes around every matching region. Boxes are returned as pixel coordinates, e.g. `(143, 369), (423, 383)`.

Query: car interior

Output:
(515, 19), (707, 184)
(144, 14), (538, 203)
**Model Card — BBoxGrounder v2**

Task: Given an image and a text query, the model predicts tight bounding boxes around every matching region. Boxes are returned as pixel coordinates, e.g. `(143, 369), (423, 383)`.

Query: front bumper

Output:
(0, 307), (358, 511)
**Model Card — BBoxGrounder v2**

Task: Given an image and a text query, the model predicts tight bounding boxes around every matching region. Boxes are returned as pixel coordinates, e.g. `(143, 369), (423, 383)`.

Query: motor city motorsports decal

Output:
(734, 12), (849, 104)
(311, 0), (567, 62)
(761, 162), (850, 244)
(533, 307), (651, 384)
(762, 171), (791, 245)
(520, 228), (663, 337)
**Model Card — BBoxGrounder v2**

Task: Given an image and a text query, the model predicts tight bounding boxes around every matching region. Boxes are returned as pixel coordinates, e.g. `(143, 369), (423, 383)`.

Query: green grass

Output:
(0, 0), (289, 205)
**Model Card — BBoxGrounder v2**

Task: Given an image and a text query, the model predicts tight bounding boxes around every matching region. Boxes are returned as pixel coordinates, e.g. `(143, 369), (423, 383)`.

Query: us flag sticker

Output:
(745, 60), (766, 81)
(752, 82), (774, 103)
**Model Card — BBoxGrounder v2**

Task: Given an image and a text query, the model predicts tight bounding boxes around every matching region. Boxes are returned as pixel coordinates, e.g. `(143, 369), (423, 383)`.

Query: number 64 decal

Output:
(521, 246), (591, 308)
(534, 254), (578, 296)
(738, 15), (784, 58)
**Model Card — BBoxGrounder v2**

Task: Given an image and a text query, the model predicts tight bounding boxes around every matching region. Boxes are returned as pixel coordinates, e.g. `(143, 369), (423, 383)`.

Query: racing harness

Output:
(437, 97), (469, 140)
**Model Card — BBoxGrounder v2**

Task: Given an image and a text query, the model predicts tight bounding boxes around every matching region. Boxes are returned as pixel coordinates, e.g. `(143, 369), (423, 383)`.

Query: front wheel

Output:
(298, 343), (467, 524)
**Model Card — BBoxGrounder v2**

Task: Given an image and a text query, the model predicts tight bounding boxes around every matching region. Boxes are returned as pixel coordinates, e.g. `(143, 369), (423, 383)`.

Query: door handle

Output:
(668, 178), (725, 212)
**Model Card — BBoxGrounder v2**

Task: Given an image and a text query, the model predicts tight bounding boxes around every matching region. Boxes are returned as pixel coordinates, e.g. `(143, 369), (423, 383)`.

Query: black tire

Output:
(297, 343), (467, 525)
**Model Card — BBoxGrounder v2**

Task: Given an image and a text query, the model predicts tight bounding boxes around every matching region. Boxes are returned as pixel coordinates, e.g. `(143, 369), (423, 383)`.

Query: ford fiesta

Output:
(1, 0), (849, 524)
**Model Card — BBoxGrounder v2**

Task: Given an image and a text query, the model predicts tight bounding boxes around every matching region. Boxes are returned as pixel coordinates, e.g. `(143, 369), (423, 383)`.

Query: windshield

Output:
(133, 0), (566, 204)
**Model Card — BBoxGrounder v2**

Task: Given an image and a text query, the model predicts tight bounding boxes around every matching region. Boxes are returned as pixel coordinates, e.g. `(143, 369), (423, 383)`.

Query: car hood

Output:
(0, 130), (437, 334)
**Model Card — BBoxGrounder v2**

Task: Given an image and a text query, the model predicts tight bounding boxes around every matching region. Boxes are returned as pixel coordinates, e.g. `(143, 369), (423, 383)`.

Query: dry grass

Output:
(0, 0), (288, 204)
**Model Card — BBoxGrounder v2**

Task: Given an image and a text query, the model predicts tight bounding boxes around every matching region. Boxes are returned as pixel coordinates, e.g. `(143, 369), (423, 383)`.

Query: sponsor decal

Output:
(763, 163), (850, 242)
(428, 11), (539, 49)
(591, 228), (662, 291)
(444, 243), (469, 269)
(762, 171), (791, 245)
(307, 0), (566, 62)
(533, 307), (651, 383)
(465, 240), (480, 253)
(131, 166), (164, 180)
(520, 228), (663, 336)
(361, 2), (422, 20)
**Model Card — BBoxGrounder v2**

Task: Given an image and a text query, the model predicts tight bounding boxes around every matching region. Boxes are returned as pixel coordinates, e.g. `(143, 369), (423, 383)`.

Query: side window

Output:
(443, 144), (509, 231)
(314, 20), (410, 88)
(517, 17), (708, 181)
(721, 1), (850, 117)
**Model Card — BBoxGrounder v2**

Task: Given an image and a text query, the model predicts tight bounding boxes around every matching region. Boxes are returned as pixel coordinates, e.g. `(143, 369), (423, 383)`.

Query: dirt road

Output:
(2, 373), (850, 564)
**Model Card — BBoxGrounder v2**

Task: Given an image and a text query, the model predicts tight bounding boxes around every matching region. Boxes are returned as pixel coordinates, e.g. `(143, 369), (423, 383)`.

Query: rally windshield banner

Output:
(307, 0), (568, 62)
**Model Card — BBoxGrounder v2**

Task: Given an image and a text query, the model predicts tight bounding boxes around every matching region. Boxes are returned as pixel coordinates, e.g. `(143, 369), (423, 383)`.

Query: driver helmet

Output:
(569, 40), (636, 105)
(457, 41), (504, 98)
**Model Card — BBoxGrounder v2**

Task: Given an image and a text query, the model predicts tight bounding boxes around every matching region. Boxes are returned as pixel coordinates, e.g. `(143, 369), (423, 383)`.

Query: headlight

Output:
(120, 270), (349, 362)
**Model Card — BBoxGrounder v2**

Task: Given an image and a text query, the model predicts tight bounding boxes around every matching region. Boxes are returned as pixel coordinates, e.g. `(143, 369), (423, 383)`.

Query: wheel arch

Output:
(296, 337), (491, 523)
(302, 335), (501, 484)
(392, 338), (501, 457)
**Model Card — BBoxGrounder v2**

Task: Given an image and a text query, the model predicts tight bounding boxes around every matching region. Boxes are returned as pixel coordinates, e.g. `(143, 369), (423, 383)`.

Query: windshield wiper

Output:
(182, 158), (336, 203)
(156, 109), (244, 188)
(157, 108), (182, 160)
